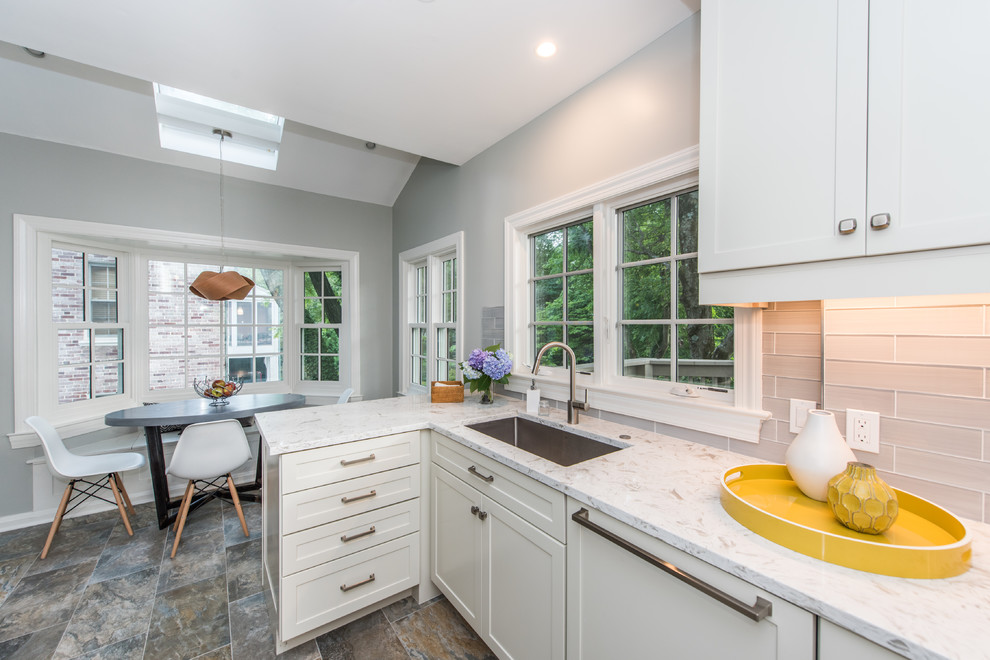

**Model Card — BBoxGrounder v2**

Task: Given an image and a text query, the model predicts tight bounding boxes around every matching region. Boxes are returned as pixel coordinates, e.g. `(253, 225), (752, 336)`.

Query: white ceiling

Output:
(0, 0), (698, 206)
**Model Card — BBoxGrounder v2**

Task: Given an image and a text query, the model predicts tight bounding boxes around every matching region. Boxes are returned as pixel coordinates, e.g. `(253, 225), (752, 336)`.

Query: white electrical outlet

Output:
(846, 409), (880, 454)
(789, 399), (817, 434)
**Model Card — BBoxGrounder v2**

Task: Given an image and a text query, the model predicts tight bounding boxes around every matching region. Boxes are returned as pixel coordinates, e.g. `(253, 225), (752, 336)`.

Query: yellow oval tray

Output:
(720, 464), (971, 578)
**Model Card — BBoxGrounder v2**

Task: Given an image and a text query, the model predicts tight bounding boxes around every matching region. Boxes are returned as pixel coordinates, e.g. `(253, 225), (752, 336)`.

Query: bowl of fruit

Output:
(193, 378), (242, 406)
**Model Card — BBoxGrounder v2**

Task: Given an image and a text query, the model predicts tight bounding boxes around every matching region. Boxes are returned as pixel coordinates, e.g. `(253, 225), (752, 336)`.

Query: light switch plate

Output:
(789, 399), (817, 434)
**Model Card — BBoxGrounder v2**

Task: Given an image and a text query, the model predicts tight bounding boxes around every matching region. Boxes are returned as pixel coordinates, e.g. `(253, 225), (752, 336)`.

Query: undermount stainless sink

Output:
(466, 416), (627, 466)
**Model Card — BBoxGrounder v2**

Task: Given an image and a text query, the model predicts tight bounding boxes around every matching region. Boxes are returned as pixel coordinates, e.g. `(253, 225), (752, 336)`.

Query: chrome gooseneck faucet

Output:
(532, 341), (589, 424)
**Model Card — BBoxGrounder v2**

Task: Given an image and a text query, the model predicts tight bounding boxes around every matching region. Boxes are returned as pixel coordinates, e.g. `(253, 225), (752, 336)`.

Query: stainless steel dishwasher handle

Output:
(571, 508), (772, 622)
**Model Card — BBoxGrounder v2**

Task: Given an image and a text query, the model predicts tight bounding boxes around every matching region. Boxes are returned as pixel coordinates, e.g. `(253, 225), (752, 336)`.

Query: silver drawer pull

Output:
(571, 509), (772, 622)
(341, 490), (376, 504)
(870, 213), (891, 230)
(837, 218), (857, 235)
(340, 573), (376, 592)
(340, 453), (376, 466)
(468, 466), (494, 483)
(341, 526), (376, 543)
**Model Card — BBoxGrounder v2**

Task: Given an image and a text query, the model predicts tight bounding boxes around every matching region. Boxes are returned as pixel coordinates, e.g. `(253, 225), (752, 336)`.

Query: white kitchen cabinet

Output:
(699, 0), (990, 302)
(431, 433), (566, 660)
(262, 430), (426, 652)
(566, 501), (814, 660)
(819, 618), (906, 659)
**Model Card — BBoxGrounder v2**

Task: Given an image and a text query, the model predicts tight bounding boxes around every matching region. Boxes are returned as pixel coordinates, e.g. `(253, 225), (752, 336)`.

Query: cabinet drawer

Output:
(280, 533), (420, 641)
(282, 465), (420, 534)
(281, 431), (421, 494)
(282, 499), (420, 576)
(431, 432), (565, 542)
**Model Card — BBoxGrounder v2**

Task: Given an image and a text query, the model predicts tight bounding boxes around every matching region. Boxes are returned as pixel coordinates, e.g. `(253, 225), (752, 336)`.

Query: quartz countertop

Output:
(255, 395), (990, 660)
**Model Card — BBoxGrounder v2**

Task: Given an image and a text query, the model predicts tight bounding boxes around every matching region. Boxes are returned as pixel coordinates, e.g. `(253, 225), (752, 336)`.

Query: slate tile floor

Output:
(0, 499), (496, 660)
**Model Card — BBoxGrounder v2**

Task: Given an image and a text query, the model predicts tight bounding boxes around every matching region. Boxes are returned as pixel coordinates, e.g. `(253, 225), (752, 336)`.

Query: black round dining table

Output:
(105, 393), (305, 529)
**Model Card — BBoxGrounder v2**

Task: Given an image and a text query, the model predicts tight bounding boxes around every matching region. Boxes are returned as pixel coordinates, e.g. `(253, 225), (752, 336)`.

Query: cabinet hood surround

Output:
(256, 395), (990, 660)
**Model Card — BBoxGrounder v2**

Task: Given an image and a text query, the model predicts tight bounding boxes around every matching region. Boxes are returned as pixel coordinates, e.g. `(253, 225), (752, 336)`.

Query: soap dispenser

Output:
(526, 379), (541, 414)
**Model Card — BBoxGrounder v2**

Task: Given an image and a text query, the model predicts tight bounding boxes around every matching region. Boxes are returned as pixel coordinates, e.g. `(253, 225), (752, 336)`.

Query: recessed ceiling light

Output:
(536, 42), (557, 58)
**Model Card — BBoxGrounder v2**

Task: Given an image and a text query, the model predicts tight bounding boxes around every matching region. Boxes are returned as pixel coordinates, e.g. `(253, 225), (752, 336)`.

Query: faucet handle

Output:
(574, 388), (590, 411)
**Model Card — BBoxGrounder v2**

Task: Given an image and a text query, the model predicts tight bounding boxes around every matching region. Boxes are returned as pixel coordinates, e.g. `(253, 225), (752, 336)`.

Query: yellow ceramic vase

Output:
(827, 462), (899, 534)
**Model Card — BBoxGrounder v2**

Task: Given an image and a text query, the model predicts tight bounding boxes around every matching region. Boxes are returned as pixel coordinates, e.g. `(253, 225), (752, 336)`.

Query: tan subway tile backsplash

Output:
(824, 335), (895, 362)
(773, 376), (820, 402)
(762, 310), (820, 333)
(880, 417), (983, 460)
(894, 447), (990, 493)
(739, 297), (990, 523)
(880, 471), (984, 522)
(895, 392), (990, 430)
(826, 360), (984, 397)
(763, 354), (820, 380)
(751, 297), (990, 523)
(826, 306), (985, 336)
(896, 335), (990, 367)
(773, 333), (821, 357)
(824, 384), (896, 417)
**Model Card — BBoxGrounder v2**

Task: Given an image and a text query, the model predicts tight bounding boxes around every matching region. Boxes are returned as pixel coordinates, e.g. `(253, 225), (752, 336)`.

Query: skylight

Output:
(153, 83), (284, 171)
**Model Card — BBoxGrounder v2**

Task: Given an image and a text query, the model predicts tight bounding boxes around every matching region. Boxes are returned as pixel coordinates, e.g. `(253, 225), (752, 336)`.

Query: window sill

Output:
(504, 377), (770, 444)
(9, 415), (138, 450)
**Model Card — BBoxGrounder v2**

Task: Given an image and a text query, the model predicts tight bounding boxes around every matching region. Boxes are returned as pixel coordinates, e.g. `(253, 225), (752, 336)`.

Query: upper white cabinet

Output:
(699, 0), (990, 300)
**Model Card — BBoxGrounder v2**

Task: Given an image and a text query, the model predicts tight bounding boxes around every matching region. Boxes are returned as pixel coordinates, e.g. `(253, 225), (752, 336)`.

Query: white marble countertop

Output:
(255, 395), (990, 660)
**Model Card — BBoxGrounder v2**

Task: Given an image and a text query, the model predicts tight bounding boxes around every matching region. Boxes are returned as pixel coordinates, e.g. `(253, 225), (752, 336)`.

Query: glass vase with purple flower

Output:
(459, 344), (513, 404)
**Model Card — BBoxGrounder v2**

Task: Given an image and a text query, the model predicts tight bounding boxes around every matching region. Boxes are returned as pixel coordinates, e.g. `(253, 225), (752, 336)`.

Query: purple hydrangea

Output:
(458, 345), (513, 391)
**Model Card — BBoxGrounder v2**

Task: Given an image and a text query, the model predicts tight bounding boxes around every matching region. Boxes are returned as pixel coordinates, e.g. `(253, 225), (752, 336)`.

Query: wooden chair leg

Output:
(114, 472), (136, 515)
(108, 473), (134, 536)
(170, 481), (196, 559)
(41, 481), (74, 559)
(227, 474), (249, 538)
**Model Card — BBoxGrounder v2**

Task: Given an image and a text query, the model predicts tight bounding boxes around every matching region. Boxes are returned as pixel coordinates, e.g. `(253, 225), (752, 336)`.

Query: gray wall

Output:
(391, 14), (701, 392)
(0, 132), (393, 517)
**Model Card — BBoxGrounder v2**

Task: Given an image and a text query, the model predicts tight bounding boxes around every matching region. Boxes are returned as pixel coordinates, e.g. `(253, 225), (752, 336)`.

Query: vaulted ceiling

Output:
(0, 1), (698, 205)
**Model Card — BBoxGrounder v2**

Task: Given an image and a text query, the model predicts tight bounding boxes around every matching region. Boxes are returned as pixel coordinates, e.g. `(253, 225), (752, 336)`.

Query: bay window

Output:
(13, 214), (360, 446)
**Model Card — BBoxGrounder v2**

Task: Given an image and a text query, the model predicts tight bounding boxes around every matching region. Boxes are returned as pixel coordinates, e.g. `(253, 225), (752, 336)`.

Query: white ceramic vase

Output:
(785, 409), (856, 502)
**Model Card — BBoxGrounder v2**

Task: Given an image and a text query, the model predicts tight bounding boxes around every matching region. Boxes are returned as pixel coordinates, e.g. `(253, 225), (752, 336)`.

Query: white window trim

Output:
(293, 264), (353, 397)
(504, 146), (769, 443)
(12, 213), (361, 447)
(397, 232), (464, 395)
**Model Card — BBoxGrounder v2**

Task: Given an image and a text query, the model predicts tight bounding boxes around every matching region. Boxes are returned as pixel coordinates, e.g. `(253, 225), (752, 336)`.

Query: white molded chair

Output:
(168, 419), (252, 558)
(25, 416), (146, 559)
(337, 388), (354, 405)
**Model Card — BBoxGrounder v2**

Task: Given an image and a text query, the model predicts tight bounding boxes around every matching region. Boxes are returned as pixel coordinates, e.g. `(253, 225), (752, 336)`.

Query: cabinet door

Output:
(484, 498), (565, 660)
(866, 0), (990, 255)
(818, 619), (905, 660)
(700, 0), (869, 273)
(431, 466), (484, 631)
(566, 506), (814, 660)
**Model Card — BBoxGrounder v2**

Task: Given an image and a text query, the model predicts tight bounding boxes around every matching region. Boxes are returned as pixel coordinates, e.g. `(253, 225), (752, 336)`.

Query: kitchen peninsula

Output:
(256, 395), (990, 659)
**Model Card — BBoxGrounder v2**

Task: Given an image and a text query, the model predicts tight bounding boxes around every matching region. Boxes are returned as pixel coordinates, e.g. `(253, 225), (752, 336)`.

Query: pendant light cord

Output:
(214, 128), (232, 272)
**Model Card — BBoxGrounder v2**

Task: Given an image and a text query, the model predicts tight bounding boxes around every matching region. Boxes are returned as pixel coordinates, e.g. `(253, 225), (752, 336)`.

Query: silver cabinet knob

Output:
(837, 218), (858, 235)
(870, 213), (891, 230)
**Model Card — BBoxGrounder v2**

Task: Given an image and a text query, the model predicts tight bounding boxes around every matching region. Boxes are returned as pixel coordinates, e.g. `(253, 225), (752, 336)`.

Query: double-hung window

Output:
(52, 245), (127, 407)
(301, 268), (345, 383)
(399, 233), (464, 394)
(505, 150), (764, 442)
(618, 190), (734, 388)
(531, 219), (594, 370)
(147, 260), (286, 390)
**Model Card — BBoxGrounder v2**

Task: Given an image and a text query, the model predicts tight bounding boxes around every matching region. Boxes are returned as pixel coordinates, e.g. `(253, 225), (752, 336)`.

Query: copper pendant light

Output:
(189, 129), (255, 301)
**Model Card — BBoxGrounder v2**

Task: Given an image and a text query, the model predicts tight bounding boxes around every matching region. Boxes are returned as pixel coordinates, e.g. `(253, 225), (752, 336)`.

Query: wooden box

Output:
(430, 381), (464, 403)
